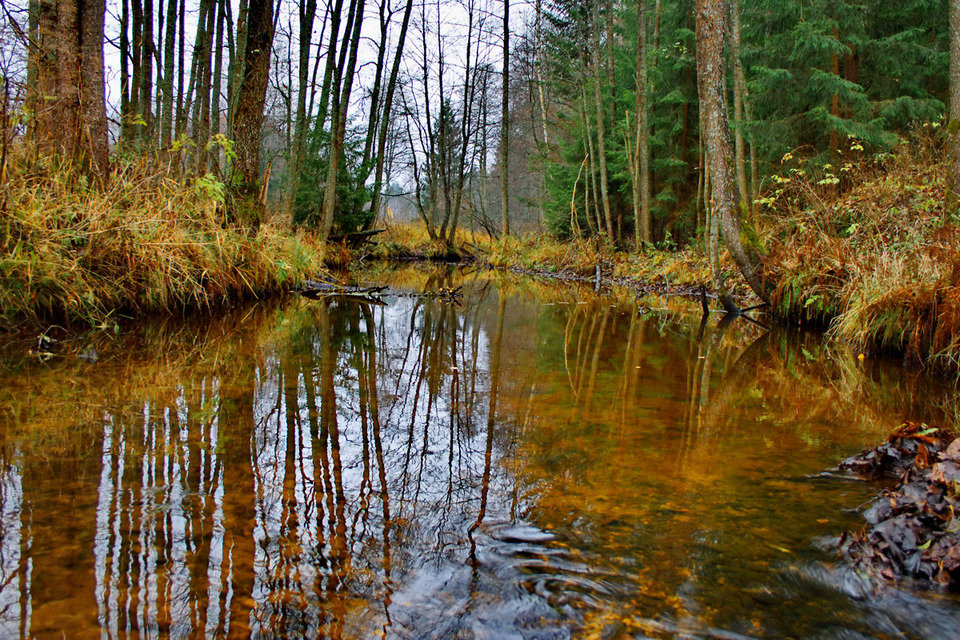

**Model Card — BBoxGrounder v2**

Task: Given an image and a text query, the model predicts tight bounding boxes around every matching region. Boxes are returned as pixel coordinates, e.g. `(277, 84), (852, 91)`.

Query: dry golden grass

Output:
(372, 220), (716, 292)
(761, 128), (960, 368)
(0, 159), (328, 326)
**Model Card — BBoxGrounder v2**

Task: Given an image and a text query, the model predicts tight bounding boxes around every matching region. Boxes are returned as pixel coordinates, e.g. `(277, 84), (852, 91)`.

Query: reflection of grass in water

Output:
(360, 261), (705, 314)
(0, 298), (309, 457)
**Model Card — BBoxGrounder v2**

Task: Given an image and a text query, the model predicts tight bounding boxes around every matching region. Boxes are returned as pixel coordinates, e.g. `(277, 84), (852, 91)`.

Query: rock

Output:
(840, 423), (960, 590)
(943, 438), (960, 461)
(930, 461), (960, 485)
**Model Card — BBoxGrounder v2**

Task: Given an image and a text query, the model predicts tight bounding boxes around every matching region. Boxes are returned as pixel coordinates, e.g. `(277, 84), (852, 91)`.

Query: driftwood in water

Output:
(299, 280), (388, 302)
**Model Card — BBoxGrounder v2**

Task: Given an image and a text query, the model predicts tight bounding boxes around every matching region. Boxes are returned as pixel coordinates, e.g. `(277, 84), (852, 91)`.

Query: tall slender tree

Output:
(319, 0), (367, 239)
(501, 0), (510, 237)
(695, 0), (766, 306)
(950, 0), (960, 201)
(232, 0), (276, 221)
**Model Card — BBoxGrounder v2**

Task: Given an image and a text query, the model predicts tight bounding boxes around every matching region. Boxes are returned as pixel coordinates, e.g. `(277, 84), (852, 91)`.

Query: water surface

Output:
(1, 265), (959, 639)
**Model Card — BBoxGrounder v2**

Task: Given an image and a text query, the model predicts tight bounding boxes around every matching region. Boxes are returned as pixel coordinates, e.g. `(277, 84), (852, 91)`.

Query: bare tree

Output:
(318, 0), (366, 239)
(500, 0), (510, 237)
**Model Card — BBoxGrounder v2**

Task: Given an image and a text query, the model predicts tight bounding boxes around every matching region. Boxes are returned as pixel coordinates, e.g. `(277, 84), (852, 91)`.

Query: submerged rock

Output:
(840, 422), (960, 589)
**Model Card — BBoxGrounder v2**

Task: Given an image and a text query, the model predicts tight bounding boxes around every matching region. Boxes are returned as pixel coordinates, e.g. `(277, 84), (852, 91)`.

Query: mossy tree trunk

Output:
(695, 0), (768, 307)
(31, 0), (108, 180)
(950, 0), (960, 204)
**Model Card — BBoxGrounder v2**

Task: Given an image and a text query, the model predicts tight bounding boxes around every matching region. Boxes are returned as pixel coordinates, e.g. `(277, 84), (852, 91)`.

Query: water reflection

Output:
(0, 267), (959, 639)
(0, 450), (30, 638)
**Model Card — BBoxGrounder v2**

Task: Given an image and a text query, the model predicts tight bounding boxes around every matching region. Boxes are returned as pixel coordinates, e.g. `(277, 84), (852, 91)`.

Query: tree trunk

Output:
(729, 0), (751, 217)
(130, 0), (142, 144)
(581, 89), (602, 238)
(370, 0), (415, 224)
(140, 0), (154, 143)
(193, 0), (215, 172)
(319, 0), (366, 239)
(951, 0), (960, 201)
(159, 0), (177, 147)
(635, 0), (650, 247)
(501, 0), (510, 238)
(119, 0), (130, 144)
(80, 0), (109, 178)
(281, 0), (318, 223)
(32, 0), (107, 178)
(211, 0), (226, 153)
(175, 0), (186, 139)
(590, 10), (614, 245)
(57, 0), (81, 160)
(226, 0), (249, 137)
(695, 0), (767, 305)
(314, 0), (346, 137)
(231, 0), (275, 223)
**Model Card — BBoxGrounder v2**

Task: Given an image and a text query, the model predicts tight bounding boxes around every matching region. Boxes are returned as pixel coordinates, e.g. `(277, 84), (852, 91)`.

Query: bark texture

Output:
(231, 0), (275, 220)
(501, 0), (511, 237)
(32, 0), (108, 179)
(951, 0), (960, 199)
(695, 0), (767, 305)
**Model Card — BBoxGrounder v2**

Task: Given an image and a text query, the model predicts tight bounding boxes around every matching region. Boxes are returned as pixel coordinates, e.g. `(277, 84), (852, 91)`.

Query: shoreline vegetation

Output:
(3, 133), (960, 375)
(0, 161), (328, 326)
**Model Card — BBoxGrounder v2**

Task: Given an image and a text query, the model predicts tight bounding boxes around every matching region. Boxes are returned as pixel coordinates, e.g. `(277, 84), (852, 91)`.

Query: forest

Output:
(0, 0), (958, 364)
(7, 2), (960, 633)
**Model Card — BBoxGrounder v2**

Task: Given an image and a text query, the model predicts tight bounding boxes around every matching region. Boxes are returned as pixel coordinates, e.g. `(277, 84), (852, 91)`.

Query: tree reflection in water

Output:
(1, 268), (959, 639)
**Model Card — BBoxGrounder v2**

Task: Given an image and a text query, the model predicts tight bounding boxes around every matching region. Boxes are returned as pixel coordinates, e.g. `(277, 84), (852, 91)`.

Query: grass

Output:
(761, 127), (960, 369)
(0, 157), (329, 327)
(370, 219), (719, 294)
(367, 127), (960, 372)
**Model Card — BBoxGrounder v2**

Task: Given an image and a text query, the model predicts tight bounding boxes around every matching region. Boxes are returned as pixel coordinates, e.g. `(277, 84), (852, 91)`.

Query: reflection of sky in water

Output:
(1, 268), (960, 639)
(0, 452), (30, 638)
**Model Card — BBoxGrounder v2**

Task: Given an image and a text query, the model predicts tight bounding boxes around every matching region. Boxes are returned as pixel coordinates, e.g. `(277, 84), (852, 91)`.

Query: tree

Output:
(695, 0), (766, 306)
(231, 0), (275, 222)
(501, 0), (510, 237)
(280, 0), (317, 222)
(31, 0), (108, 179)
(951, 0), (960, 201)
(319, 0), (367, 239)
(369, 0), (416, 223)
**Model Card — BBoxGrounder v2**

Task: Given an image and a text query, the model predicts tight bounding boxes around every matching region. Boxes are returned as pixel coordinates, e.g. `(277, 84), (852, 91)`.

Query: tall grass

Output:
(0, 158), (327, 326)
(762, 127), (960, 369)
(372, 219), (715, 290)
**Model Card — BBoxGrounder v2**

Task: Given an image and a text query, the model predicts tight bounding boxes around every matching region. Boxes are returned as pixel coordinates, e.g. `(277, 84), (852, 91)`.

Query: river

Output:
(1, 264), (959, 639)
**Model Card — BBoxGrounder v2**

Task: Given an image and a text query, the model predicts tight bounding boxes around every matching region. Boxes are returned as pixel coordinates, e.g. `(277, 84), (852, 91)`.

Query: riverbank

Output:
(365, 137), (958, 371)
(762, 133), (958, 369)
(0, 164), (329, 327)
(3, 137), (957, 374)
(366, 222), (735, 297)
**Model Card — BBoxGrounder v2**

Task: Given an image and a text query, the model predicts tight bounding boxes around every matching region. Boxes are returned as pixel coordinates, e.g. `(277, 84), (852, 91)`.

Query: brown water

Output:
(2, 265), (960, 639)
